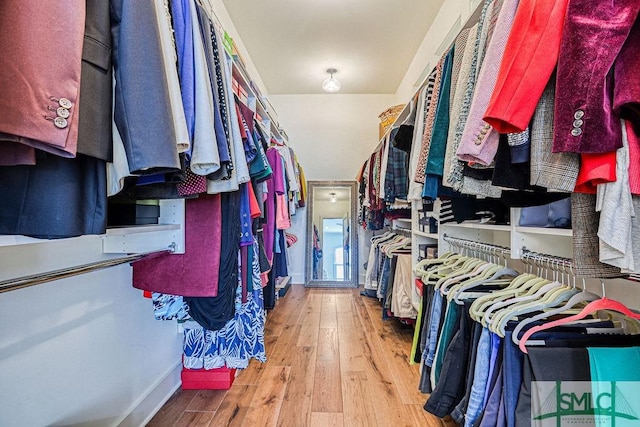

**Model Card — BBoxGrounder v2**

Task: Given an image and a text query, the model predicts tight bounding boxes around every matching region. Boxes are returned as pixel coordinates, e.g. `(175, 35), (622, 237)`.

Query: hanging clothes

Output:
(415, 247), (640, 427)
(483, 0), (570, 134)
(184, 190), (241, 330)
(455, 0), (519, 166)
(133, 194), (222, 297)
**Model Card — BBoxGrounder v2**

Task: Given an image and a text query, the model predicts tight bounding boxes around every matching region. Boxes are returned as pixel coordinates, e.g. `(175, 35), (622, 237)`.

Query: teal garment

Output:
(588, 347), (640, 381)
(423, 47), (454, 199)
(588, 347), (640, 426)
(427, 47), (455, 176)
(249, 128), (272, 181)
(433, 301), (460, 385)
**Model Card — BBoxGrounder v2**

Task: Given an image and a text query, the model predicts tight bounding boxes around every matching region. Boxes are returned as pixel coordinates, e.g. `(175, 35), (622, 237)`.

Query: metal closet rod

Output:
(442, 234), (511, 256)
(520, 248), (573, 270)
(390, 226), (412, 237)
(0, 244), (176, 294)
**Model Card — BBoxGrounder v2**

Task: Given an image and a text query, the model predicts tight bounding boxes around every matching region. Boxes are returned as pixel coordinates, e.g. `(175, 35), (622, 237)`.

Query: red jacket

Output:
(482, 0), (570, 134)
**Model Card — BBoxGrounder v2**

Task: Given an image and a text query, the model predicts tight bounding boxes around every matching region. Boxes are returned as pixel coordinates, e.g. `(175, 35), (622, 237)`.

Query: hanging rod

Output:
(0, 244), (176, 294)
(443, 234), (511, 257)
(390, 225), (412, 237)
(520, 248), (573, 271)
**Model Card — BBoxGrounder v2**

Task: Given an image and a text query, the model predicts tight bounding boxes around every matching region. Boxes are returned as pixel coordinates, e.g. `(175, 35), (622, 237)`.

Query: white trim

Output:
(116, 360), (183, 427)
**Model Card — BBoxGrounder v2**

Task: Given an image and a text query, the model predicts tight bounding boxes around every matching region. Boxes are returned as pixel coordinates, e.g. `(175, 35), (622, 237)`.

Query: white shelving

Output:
(443, 222), (511, 232)
(513, 226), (572, 237)
(409, 201), (579, 311)
(231, 59), (288, 145)
(105, 224), (181, 236)
(413, 230), (439, 239)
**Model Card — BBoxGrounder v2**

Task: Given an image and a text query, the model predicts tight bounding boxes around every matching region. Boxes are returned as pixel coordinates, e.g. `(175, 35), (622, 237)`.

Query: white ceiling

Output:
(313, 186), (352, 203)
(221, 0), (445, 95)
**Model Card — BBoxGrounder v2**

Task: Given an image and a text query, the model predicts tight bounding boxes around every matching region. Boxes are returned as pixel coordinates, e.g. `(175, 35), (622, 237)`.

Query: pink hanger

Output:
(518, 297), (640, 353)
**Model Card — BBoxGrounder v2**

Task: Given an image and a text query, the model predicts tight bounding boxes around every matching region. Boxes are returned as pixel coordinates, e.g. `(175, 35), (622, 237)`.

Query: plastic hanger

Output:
(443, 262), (498, 297)
(469, 273), (539, 322)
(492, 284), (579, 336)
(419, 254), (467, 286)
(431, 258), (482, 290)
(482, 256), (564, 331)
(371, 231), (400, 249)
(379, 235), (405, 255)
(446, 263), (502, 299)
(445, 248), (508, 300)
(452, 263), (519, 304)
(414, 251), (454, 275)
(430, 256), (479, 287)
(414, 252), (457, 278)
(436, 259), (488, 293)
(485, 280), (560, 332)
(519, 283), (640, 353)
(511, 288), (600, 346)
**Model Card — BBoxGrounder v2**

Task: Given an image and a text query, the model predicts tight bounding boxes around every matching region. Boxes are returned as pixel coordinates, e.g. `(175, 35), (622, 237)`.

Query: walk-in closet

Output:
(2, 0), (640, 426)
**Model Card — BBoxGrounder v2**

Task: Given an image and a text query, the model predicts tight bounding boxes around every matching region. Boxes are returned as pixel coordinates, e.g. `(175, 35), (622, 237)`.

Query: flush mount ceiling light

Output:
(322, 68), (341, 93)
(329, 192), (337, 203)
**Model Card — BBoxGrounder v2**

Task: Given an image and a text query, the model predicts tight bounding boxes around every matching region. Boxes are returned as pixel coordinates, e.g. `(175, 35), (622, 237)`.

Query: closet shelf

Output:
(413, 230), (439, 239)
(105, 224), (181, 236)
(0, 235), (56, 248)
(394, 218), (412, 224)
(441, 222), (511, 232)
(514, 226), (572, 237)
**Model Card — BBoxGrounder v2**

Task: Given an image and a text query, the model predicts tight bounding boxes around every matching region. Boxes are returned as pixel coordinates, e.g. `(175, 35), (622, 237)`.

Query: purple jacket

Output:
(552, 0), (640, 154)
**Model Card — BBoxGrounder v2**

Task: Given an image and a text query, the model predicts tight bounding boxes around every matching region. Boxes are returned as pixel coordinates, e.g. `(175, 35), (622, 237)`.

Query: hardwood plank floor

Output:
(148, 285), (455, 426)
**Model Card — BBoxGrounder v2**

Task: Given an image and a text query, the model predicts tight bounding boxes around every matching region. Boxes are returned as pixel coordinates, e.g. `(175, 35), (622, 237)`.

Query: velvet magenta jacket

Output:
(483, 0), (640, 156)
(553, 0), (640, 154)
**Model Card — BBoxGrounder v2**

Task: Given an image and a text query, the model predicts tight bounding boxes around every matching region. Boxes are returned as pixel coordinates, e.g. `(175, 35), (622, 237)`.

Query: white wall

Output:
(0, 238), (182, 427)
(394, 0), (479, 102)
(270, 94), (395, 180)
(209, 0), (269, 97)
(271, 94), (395, 284)
(313, 200), (350, 227)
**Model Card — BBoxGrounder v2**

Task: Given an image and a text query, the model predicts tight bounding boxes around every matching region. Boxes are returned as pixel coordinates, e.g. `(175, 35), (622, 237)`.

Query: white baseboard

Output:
(291, 272), (305, 285)
(116, 360), (182, 427)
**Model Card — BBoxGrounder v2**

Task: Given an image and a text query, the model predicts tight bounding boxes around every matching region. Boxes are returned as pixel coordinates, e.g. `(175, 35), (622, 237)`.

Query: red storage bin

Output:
(181, 367), (236, 390)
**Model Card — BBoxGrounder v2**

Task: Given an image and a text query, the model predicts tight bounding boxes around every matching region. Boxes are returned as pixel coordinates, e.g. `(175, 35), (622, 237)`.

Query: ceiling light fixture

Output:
(322, 68), (341, 93)
(329, 192), (337, 203)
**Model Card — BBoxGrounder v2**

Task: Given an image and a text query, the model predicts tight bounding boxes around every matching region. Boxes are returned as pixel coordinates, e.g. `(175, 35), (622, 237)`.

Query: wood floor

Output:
(148, 285), (454, 427)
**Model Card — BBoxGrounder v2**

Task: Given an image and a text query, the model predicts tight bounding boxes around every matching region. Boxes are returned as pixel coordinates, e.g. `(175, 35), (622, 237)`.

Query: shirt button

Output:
(53, 117), (68, 129)
(572, 119), (583, 128)
(571, 128), (582, 137)
(574, 110), (585, 120)
(57, 107), (70, 118)
(58, 98), (72, 109)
